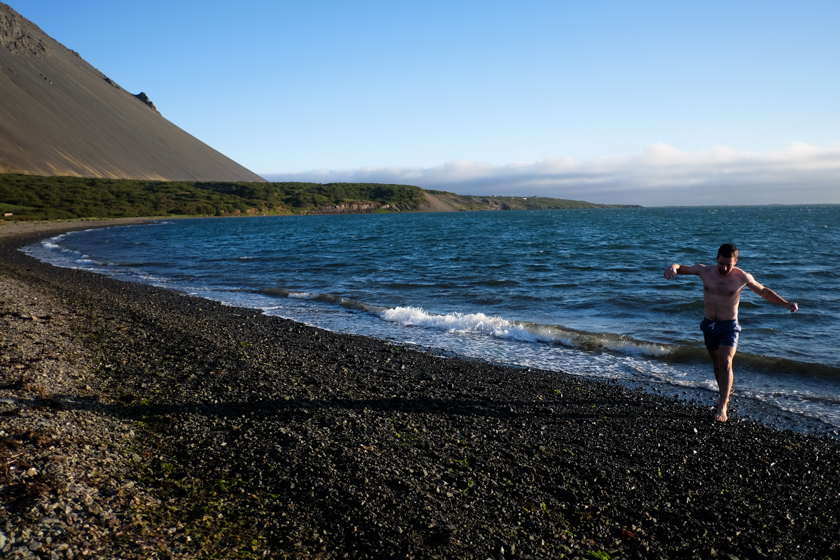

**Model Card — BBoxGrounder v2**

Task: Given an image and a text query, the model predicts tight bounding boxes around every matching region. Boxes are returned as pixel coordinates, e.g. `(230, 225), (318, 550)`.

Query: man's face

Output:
(716, 256), (736, 276)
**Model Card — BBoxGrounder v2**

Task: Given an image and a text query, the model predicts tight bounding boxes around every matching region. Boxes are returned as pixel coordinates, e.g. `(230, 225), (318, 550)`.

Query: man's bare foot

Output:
(715, 399), (729, 422)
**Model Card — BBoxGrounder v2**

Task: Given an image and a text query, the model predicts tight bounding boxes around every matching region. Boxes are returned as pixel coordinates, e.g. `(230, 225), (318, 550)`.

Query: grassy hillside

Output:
(0, 174), (428, 220)
(424, 190), (636, 211)
(0, 174), (637, 221)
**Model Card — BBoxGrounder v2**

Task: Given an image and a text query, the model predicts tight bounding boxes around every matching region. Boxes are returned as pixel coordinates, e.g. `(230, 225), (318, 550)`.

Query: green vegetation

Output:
(0, 174), (426, 220)
(0, 201), (37, 214)
(0, 173), (637, 221)
(424, 189), (634, 211)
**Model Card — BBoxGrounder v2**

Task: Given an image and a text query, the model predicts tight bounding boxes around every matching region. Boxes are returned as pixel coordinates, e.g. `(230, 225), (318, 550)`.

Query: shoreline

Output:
(15, 217), (838, 439)
(2, 220), (839, 559)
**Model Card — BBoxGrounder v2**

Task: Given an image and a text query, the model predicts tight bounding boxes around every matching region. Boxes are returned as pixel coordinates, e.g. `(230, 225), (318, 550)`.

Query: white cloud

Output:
(263, 142), (840, 206)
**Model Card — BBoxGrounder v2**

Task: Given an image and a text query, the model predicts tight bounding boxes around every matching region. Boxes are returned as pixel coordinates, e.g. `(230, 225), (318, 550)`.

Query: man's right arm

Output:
(664, 263), (703, 280)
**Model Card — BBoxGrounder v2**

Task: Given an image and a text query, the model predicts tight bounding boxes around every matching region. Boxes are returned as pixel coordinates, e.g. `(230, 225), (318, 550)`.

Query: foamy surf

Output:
(261, 289), (675, 358)
(260, 288), (385, 313)
(380, 307), (531, 340)
(379, 306), (674, 358)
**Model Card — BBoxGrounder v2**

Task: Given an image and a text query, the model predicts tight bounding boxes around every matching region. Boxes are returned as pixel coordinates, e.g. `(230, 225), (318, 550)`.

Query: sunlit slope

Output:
(0, 2), (264, 182)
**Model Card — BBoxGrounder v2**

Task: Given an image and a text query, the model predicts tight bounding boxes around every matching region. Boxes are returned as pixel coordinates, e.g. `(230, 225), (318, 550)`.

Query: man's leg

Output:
(708, 345), (736, 421)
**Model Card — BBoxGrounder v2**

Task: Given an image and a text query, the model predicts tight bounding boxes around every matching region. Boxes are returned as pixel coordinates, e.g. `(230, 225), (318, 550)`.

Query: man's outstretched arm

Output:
(664, 263), (704, 280)
(745, 275), (799, 312)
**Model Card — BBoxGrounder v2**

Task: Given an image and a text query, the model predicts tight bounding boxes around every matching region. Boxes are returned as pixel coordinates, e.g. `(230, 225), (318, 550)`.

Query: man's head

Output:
(717, 244), (738, 260)
(716, 243), (738, 275)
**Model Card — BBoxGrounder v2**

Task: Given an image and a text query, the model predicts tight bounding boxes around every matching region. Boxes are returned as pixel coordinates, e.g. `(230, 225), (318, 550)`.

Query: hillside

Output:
(0, 2), (264, 182)
(0, 174), (637, 220)
(421, 190), (637, 211)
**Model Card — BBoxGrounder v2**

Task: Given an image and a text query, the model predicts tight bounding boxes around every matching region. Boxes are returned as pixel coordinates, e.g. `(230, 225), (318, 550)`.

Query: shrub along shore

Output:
(1, 219), (839, 559)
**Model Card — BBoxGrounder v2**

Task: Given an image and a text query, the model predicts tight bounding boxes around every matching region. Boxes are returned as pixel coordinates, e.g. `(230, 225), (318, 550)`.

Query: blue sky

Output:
(13, 0), (840, 205)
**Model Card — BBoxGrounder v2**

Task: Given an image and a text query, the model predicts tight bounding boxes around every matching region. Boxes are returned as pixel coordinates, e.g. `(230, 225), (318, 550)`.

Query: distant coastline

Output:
(0, 173), (639, 221)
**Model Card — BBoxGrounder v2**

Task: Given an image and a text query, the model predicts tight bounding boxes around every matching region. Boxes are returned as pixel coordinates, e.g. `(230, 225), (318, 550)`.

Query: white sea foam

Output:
(41, 234), (85, 257)
(379, 306), (673, 358)
(22, 236), (91, 270)
(380, 307), (536, 340)
(289, 291), (315, 299)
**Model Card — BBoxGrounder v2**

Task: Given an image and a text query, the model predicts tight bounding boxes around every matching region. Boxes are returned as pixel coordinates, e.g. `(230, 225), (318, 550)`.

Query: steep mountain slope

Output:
(0, 2), (264, 181)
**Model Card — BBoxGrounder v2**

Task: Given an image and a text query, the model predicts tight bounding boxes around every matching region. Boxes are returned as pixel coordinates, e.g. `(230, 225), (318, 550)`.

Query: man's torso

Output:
(700, 266), (748, 321)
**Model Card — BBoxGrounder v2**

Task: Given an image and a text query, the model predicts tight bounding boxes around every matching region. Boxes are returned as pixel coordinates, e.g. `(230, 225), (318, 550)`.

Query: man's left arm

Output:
(745, 274), (799, 312)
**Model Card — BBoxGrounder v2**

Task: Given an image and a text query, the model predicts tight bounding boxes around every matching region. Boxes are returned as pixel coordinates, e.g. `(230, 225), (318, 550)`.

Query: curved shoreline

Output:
(2, 219), (840, 559)
(15, 217), (838, 438)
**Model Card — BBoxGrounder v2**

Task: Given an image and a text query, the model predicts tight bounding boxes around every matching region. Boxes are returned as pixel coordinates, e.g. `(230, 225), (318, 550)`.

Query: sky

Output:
(12, 0), (840, 206)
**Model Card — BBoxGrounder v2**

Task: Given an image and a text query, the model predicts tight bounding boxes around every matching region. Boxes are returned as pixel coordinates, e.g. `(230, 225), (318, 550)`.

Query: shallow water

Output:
(25, 205), (840, 433)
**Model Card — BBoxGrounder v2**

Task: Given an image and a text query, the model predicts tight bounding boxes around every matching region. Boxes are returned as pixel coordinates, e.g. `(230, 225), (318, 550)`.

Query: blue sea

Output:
(24, 206), (840, 433)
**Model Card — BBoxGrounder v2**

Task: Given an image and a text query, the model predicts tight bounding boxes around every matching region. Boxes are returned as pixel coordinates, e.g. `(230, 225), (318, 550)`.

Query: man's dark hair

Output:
(718, 243), (738, 260)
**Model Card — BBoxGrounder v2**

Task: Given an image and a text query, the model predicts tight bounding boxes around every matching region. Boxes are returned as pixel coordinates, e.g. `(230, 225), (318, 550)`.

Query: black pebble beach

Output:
(1, 220), (839, 559)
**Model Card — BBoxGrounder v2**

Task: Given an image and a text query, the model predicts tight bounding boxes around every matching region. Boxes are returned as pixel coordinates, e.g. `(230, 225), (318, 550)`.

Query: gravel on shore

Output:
(1, 219), (839, 560)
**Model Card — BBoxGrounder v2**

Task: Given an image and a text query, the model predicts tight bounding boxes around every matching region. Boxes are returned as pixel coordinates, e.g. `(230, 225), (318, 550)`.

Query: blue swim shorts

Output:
(700, 318), (741, 351)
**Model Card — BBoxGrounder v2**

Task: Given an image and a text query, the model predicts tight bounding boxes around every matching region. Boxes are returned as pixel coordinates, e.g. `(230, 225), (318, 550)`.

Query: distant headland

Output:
(0, 174), (639, 221)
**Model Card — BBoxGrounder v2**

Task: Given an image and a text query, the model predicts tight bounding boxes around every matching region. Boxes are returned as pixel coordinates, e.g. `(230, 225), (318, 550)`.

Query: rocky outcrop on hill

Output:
(315, 201), (392, 214)
(0, 2), (264, 182)
(0, 4), (49, 56)
(132, 92), (158, 112)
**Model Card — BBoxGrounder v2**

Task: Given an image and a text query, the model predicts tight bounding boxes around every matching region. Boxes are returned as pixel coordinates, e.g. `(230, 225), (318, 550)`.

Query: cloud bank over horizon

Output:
(264, 142), (840, 207)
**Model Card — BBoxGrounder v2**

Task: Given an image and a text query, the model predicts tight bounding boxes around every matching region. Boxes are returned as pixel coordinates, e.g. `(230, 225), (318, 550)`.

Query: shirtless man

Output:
(664, 244), (798, 422)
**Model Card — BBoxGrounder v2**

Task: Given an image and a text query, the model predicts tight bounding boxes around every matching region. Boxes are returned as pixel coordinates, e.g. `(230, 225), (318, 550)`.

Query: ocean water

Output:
(24, 206), (840, 433)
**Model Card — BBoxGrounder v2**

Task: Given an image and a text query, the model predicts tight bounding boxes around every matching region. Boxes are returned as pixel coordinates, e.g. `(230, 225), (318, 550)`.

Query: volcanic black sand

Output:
(1, 219), (839, 559)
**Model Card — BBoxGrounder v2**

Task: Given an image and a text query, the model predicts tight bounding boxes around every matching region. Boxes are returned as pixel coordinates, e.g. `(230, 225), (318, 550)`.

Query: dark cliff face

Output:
(0, 2), (264, 182)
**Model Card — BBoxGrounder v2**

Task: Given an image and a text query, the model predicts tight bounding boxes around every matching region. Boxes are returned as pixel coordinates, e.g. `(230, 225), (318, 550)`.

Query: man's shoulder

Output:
(731, 267), (752, 280)
(733, 267), (758, 284)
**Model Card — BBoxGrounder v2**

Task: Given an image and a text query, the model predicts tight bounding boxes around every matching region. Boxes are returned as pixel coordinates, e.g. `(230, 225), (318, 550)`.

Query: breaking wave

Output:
(258, 289), (840, 381)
